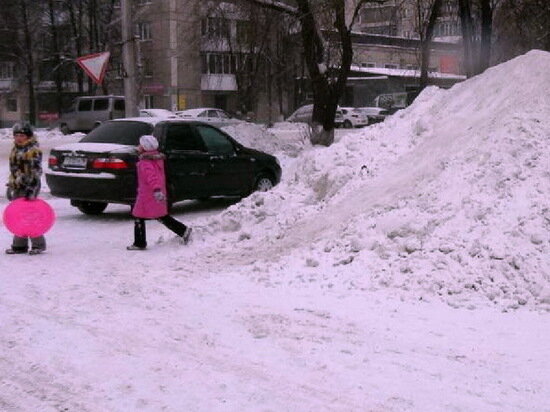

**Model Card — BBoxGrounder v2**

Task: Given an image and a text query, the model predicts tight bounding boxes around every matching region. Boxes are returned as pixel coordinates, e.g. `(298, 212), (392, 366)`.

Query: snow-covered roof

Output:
(351, 64), (466, 80)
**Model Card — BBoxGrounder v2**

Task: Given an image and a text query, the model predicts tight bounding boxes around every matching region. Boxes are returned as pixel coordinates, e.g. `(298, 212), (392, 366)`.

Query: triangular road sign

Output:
(76, 52), (110, 84)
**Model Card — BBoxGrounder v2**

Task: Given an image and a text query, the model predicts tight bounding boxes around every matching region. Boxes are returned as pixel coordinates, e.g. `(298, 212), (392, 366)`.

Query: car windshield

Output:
(80, 121), (154, 145)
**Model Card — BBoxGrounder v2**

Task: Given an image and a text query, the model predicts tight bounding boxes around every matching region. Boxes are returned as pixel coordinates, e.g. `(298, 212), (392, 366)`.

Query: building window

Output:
(236, 20), (251, 43)
(201, 52), (238, 74)
(115, 62), (124, 79)
(136, 0), (151, 5)
(142, 58), (153, 77)
(7, 98), (17, 112)
(143, 95), (153, 109)
(136, 22), (152, 40)
(0, 62), (16, 80)
(201, 17), (230, 38)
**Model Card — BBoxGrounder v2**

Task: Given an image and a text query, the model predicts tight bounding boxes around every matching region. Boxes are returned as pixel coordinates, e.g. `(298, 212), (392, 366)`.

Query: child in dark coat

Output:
(5, 122), (46, 255)
(127, 135), (191, 250)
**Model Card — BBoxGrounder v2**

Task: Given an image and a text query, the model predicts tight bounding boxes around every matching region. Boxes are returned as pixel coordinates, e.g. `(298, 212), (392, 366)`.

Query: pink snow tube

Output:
(3, 198), (56, 237)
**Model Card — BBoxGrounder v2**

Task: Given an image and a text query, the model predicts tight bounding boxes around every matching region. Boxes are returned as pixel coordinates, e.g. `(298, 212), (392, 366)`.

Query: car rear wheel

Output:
(75, 201), (108, 215)
(254, 175), (274, 192)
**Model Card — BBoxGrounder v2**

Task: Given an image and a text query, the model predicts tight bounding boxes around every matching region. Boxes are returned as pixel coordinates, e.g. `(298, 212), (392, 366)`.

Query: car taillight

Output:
(48, 155), (58, 167)
(92, 158), (129, 169)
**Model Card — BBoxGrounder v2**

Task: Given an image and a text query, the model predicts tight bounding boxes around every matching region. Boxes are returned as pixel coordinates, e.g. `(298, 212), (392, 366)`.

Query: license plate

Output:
(63, 156), (87, 168)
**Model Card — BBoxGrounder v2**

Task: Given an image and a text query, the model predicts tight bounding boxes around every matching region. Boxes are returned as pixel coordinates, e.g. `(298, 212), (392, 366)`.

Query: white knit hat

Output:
(139, 135), (158, 151)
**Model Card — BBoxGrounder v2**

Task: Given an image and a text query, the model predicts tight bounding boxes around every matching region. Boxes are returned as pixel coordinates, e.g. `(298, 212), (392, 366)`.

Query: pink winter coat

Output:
(132, 150), (168, 219)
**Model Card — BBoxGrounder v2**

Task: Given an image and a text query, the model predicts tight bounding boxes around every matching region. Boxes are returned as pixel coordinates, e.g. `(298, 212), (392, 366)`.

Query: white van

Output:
(58, 95), (126, 134)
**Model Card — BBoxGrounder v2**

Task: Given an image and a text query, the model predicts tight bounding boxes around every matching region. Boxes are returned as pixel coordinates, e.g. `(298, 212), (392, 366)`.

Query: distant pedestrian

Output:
(127, 135), (191, 250)
(5, 122), (46, 255)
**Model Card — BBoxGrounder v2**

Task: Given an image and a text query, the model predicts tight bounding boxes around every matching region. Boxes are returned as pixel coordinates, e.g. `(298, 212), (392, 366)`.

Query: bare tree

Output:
(46, 0), (65, 116)
(65, 0), (87, 93)
(248, 0), (386, 146)
(13, 0), (41, 125)
(493, 0), (550, 63)
(457, 0), (498, 76)
(411, 0), (444, 89)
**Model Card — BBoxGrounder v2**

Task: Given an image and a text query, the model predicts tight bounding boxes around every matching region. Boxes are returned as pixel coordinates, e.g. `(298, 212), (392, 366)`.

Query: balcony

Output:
(201, 74), (237, 91)
(0, 79), (16, 91)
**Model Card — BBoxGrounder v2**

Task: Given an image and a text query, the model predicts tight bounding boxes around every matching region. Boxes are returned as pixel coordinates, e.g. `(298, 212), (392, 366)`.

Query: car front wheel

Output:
(74, 201), (108, 215)
(60, 124), (71, 135)
(254, 175), (274, 192)
(343, 120), (353, 128)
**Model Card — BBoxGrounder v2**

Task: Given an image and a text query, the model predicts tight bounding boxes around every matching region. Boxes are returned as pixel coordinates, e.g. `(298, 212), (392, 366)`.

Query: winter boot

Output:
(181, 227), (192, 245)
(5, 247), (28, 255)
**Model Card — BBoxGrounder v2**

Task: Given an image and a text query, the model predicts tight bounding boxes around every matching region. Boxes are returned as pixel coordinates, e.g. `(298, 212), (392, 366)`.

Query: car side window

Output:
(78, 100), (92, 111)
(207, 110), (219, 118)
(197, 111), (208, 118)
(165, 124), (207, 152)
(93, 99), (109, 111)
(114, 99), (125, 111)
(217, 110), (230, 119)
(195, 125), (234, 156)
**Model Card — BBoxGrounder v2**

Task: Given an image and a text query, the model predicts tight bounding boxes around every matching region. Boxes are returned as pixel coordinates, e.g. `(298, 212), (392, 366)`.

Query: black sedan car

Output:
(46, 118), (282, 214)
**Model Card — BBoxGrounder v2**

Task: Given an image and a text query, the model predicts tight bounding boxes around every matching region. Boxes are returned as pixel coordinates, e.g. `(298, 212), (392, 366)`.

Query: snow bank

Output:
(207, 50), (550, 310)
(0, 127), (84, 141)
(222, 121), (308, 159)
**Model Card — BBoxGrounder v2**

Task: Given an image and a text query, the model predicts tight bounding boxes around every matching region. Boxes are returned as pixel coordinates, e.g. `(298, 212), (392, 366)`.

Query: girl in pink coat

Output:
(127, 135), (191, 250)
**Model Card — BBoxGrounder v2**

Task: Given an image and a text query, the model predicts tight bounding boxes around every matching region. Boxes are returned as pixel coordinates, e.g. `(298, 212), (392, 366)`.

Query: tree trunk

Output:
(67, 0), (85, 93)
(458, 0), (475, 77)
(20, 0), (36, 125)
(420, 0), (443, 89)
(479, 0), (492, 72)
(48, 0), (64, 116)
(295, 0), (353, 146)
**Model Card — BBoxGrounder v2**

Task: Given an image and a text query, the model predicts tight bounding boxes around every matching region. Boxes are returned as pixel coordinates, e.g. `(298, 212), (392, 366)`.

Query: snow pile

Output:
(0, 127), (84, 141)
(222, 121), (308, 158)
(207, 50), (550, 310)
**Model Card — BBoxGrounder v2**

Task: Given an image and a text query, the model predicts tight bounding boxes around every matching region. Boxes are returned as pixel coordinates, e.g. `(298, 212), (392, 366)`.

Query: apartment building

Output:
(112, 0), (295, 121)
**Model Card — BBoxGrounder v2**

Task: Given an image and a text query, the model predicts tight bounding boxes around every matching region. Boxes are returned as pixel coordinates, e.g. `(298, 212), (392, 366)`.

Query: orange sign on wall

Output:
(440, 55), (459, 74)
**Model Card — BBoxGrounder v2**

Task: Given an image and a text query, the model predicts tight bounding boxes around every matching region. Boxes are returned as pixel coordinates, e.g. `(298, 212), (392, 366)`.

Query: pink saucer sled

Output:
(3, 198), (56, 237)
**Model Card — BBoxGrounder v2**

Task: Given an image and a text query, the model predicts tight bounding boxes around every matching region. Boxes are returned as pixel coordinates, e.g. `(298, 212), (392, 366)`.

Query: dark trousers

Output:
(133, 216), (188, 248)
(11, 235), (46, 252)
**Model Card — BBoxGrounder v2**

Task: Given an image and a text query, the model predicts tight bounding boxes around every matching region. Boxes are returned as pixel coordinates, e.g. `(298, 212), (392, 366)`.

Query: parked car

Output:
(339, 107), (370, 128)
(46, 118), (282, 215)
(373, 90), (419, 115)
(175, 108), (242, 128)
(357, 107), (389, 124)
(286, 104), (344, 127)
(139, 108), (177, 118)
(58, 95), (126, 135)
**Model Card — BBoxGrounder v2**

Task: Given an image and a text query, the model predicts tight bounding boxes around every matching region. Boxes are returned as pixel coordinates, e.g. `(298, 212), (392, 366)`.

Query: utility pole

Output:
(121, 0), (138, 117)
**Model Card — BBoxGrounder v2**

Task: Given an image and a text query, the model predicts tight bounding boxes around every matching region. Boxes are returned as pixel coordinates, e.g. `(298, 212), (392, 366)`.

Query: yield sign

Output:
(76, 52), (110, 84)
